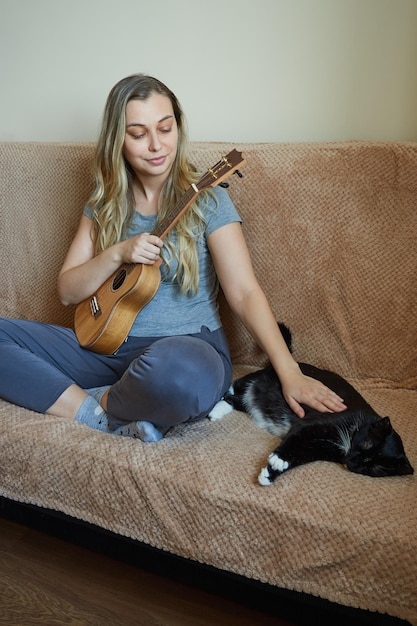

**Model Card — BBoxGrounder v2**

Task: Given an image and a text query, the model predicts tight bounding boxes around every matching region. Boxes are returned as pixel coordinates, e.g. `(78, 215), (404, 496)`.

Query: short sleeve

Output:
(203, 186), (242, 236)
(83, 204), (94, 220)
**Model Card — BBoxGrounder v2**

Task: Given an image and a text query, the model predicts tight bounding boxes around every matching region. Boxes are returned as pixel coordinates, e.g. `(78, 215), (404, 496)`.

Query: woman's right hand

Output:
(120, 233), (163, 265)
(58, 216), (163, 306)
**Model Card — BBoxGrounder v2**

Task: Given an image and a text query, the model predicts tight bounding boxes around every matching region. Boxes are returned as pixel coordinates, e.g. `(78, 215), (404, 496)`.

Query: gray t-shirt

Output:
(84, 186), (241, 337)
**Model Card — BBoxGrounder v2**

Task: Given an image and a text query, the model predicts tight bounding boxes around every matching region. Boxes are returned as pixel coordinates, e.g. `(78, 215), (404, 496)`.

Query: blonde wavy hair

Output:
(88, 73), (211, 295)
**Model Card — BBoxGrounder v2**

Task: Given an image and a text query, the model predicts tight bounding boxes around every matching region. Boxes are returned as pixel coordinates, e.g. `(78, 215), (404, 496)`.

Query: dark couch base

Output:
(0, 497), (410, 626)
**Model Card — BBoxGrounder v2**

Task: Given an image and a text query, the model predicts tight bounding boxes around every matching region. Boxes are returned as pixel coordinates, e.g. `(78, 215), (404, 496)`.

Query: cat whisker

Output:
(335, 424), (352, 454)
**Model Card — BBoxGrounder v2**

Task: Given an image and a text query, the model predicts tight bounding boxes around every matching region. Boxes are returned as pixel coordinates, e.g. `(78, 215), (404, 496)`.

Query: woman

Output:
(0, 74), (346, 441)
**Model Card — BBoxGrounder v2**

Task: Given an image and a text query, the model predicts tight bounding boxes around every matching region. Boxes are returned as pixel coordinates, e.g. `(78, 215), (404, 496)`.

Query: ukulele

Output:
(74, 149), (246, 354)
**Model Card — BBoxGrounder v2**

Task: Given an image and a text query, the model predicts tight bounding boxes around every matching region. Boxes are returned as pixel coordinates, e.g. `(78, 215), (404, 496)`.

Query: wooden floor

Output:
(0, 516), (298, 625)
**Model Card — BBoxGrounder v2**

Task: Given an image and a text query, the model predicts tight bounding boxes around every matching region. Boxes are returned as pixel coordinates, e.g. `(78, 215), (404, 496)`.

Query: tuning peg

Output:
(219, 182), (230, 188)
(235, 170), (243, 178)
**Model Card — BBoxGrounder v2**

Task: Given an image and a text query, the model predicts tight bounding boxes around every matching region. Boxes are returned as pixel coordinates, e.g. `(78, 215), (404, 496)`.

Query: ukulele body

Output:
(74, 262), (161, 354)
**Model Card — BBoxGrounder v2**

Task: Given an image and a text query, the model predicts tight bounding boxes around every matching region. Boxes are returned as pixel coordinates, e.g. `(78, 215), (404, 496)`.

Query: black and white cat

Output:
(209, 325), (414, 485)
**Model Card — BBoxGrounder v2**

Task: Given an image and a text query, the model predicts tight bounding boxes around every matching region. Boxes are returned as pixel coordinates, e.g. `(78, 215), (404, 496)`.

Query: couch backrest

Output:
(0, 143), (95, 330)
(1, 141), (416, 382)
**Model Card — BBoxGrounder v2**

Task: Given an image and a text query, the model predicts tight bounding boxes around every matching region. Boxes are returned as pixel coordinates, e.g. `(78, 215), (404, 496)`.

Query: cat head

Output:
(346, 416), (414, 477)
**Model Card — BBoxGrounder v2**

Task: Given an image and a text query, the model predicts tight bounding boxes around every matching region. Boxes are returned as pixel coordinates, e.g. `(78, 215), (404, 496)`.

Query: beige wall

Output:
(1, 0), (416, 143)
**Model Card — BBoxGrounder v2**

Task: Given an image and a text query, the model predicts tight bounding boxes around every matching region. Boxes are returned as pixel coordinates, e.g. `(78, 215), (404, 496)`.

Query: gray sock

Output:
(75, 394), (110, 432)
(85, 385), (125, 431)
(112, 420), (165, 442)
(85, 385), (110, 404)
(84, 386), (165, 443)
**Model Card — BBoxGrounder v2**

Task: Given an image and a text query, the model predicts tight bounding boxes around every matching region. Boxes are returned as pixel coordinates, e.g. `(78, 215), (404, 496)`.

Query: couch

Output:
(0, 140), (416, 625)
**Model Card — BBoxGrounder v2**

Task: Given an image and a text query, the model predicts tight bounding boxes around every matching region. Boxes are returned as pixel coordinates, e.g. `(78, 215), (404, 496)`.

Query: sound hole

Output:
(112, 269), (126, 291)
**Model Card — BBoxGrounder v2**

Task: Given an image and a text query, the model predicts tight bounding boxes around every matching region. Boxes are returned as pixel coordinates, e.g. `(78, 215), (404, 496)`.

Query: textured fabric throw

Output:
(0, 141), (416, 625)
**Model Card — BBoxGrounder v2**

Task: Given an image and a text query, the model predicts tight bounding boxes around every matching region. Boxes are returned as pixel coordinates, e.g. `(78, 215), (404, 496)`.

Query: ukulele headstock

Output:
(197, 149), (246, 190)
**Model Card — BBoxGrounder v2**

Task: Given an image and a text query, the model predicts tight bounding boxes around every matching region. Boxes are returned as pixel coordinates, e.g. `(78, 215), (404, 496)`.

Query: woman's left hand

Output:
(281, 368), (347, 418)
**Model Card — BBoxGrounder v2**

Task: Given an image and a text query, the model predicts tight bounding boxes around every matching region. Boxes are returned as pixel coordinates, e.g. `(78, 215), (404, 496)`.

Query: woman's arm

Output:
(208, 222), (346, 417)
(57, 215), (163, 306)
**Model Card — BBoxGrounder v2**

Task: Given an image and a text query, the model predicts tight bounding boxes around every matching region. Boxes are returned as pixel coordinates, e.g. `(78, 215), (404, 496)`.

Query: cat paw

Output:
(258, 467), (273, 486)
(268, 453), (289, 472)
(258, 454), (289, 486)
(208, 399), (233, 421)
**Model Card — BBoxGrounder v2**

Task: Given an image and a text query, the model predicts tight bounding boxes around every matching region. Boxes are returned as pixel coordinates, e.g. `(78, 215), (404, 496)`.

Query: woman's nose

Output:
(148, 132), (161, 152)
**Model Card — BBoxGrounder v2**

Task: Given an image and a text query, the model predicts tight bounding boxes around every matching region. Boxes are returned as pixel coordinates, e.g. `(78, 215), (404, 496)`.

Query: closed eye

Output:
(129, 126), (172, 140)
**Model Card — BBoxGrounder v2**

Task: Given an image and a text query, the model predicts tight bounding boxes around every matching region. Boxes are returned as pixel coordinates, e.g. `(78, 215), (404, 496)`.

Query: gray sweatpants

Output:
(0, 318), (232, 429)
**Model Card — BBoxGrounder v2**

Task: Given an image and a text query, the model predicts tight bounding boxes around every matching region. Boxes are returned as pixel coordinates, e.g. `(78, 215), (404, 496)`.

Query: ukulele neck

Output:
(153, 184), (199, 240)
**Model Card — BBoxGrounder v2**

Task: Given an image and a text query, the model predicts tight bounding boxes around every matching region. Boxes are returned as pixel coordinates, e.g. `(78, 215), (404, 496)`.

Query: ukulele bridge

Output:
(89, 295), (102, 319)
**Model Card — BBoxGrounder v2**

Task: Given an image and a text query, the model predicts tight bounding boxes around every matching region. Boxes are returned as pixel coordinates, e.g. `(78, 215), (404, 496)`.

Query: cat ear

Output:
(278, 322), (292, 351)
(380, 416), (393, 430)
(369, 416), (392, 439)
(397, 458), (414, 476)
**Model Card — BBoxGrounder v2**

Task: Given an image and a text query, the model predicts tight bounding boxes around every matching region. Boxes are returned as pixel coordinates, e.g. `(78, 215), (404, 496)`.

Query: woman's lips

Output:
(147, 156), (166, 166)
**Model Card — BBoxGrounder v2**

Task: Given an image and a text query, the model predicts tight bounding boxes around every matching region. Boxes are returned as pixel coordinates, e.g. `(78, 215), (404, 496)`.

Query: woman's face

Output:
(123, 92), (179, 184)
